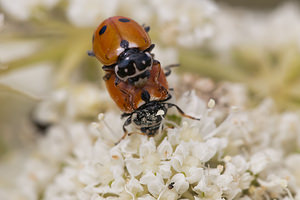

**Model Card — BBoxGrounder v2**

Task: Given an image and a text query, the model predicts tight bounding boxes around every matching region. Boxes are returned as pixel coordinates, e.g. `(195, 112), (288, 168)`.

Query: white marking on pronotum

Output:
(128, 42), (138, 48)
(116, 47), (125, 55)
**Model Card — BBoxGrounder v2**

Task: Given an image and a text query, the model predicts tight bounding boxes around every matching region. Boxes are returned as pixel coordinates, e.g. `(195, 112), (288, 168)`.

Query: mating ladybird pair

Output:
(89, 16), (199, 143)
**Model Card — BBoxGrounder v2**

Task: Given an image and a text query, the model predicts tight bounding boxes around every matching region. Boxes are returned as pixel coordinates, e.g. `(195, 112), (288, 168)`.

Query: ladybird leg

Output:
(114, 76), (121, 86)
(159, 94), (172, 103)
(153, 60), (160, 65)
(121, 112), (132, 119)
(119, 88), (135, 110)
(143, 44), (155, 53)
(142, 24), (150, 32)
(128, 131), (147, 137)
(141, 90), (151, 103)
(164, 64), (180, 77)
(102, 73), (111, 81)
(166, 103), (201, 121)
(115, 115), (132, 145)
(87, 50), (95, 57)
(102, 64), (115, 71)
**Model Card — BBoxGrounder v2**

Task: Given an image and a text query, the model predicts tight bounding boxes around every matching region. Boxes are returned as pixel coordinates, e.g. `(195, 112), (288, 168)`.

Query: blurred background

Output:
(1, 0), (300, 191)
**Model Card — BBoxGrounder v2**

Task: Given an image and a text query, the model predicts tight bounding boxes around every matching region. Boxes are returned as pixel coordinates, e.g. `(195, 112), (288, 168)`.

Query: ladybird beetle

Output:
(89, 16), (155, 87)
(103, 61), (200, 144)
(104, 60), (169, 113)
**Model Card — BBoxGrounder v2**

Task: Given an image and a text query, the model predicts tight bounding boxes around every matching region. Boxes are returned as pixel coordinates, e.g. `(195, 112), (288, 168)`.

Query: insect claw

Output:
(87, 50), (95, 57)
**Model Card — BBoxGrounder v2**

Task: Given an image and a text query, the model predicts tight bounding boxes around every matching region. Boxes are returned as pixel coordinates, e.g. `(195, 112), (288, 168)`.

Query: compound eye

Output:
(116, 62), (136, 78)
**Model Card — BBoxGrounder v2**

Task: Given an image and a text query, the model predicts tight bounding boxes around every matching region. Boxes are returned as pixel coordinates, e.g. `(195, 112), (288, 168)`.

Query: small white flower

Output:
(170, 173), (189, 195)
(140, 172), (164, 197)
(139, 138), (156, 158)
(250, 149), (282, 175)
(110, 177), (126, 194)
(216, 174), (233, 190)
(126, 177), (144, 195)
(250, 152), (269, 174)
(192, 138), (226, 163)
(230, 155), (249, 174)
(186, 167), (204, 184)
(125, 157), (142, 177)
(171, 144), (188, 172)
(159, 163), (172, 179)
(194, 176), (222, 199)
(157, 137), (173, 160)
(177, 90), (206, 118)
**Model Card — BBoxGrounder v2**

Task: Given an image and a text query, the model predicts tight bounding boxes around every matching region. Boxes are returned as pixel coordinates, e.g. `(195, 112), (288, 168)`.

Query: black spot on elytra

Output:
(119, 18), (130, 22)
(99, 25), (107, 35)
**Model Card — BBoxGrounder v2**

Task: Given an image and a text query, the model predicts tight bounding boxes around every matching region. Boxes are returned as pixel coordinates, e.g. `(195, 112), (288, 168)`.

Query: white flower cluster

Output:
(66, 0), (217, 47)
(148, 0), (217, 48)
(2, 0), (300, 51)
(3, 84), (300, 200)
(212, 3), (300, 52)
(0, 0), (217, 48)
(0, 0), (60, 20)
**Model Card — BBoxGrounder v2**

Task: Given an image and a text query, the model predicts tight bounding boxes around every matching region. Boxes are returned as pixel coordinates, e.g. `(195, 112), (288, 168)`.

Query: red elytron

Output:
(90, 16), (154, 87)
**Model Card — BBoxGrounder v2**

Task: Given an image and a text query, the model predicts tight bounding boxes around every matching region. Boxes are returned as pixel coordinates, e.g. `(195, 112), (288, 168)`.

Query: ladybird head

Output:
(115, 48), (153, 86)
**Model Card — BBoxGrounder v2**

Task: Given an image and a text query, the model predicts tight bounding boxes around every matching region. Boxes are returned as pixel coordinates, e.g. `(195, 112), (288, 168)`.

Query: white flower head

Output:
(4, 60), (300, 199)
